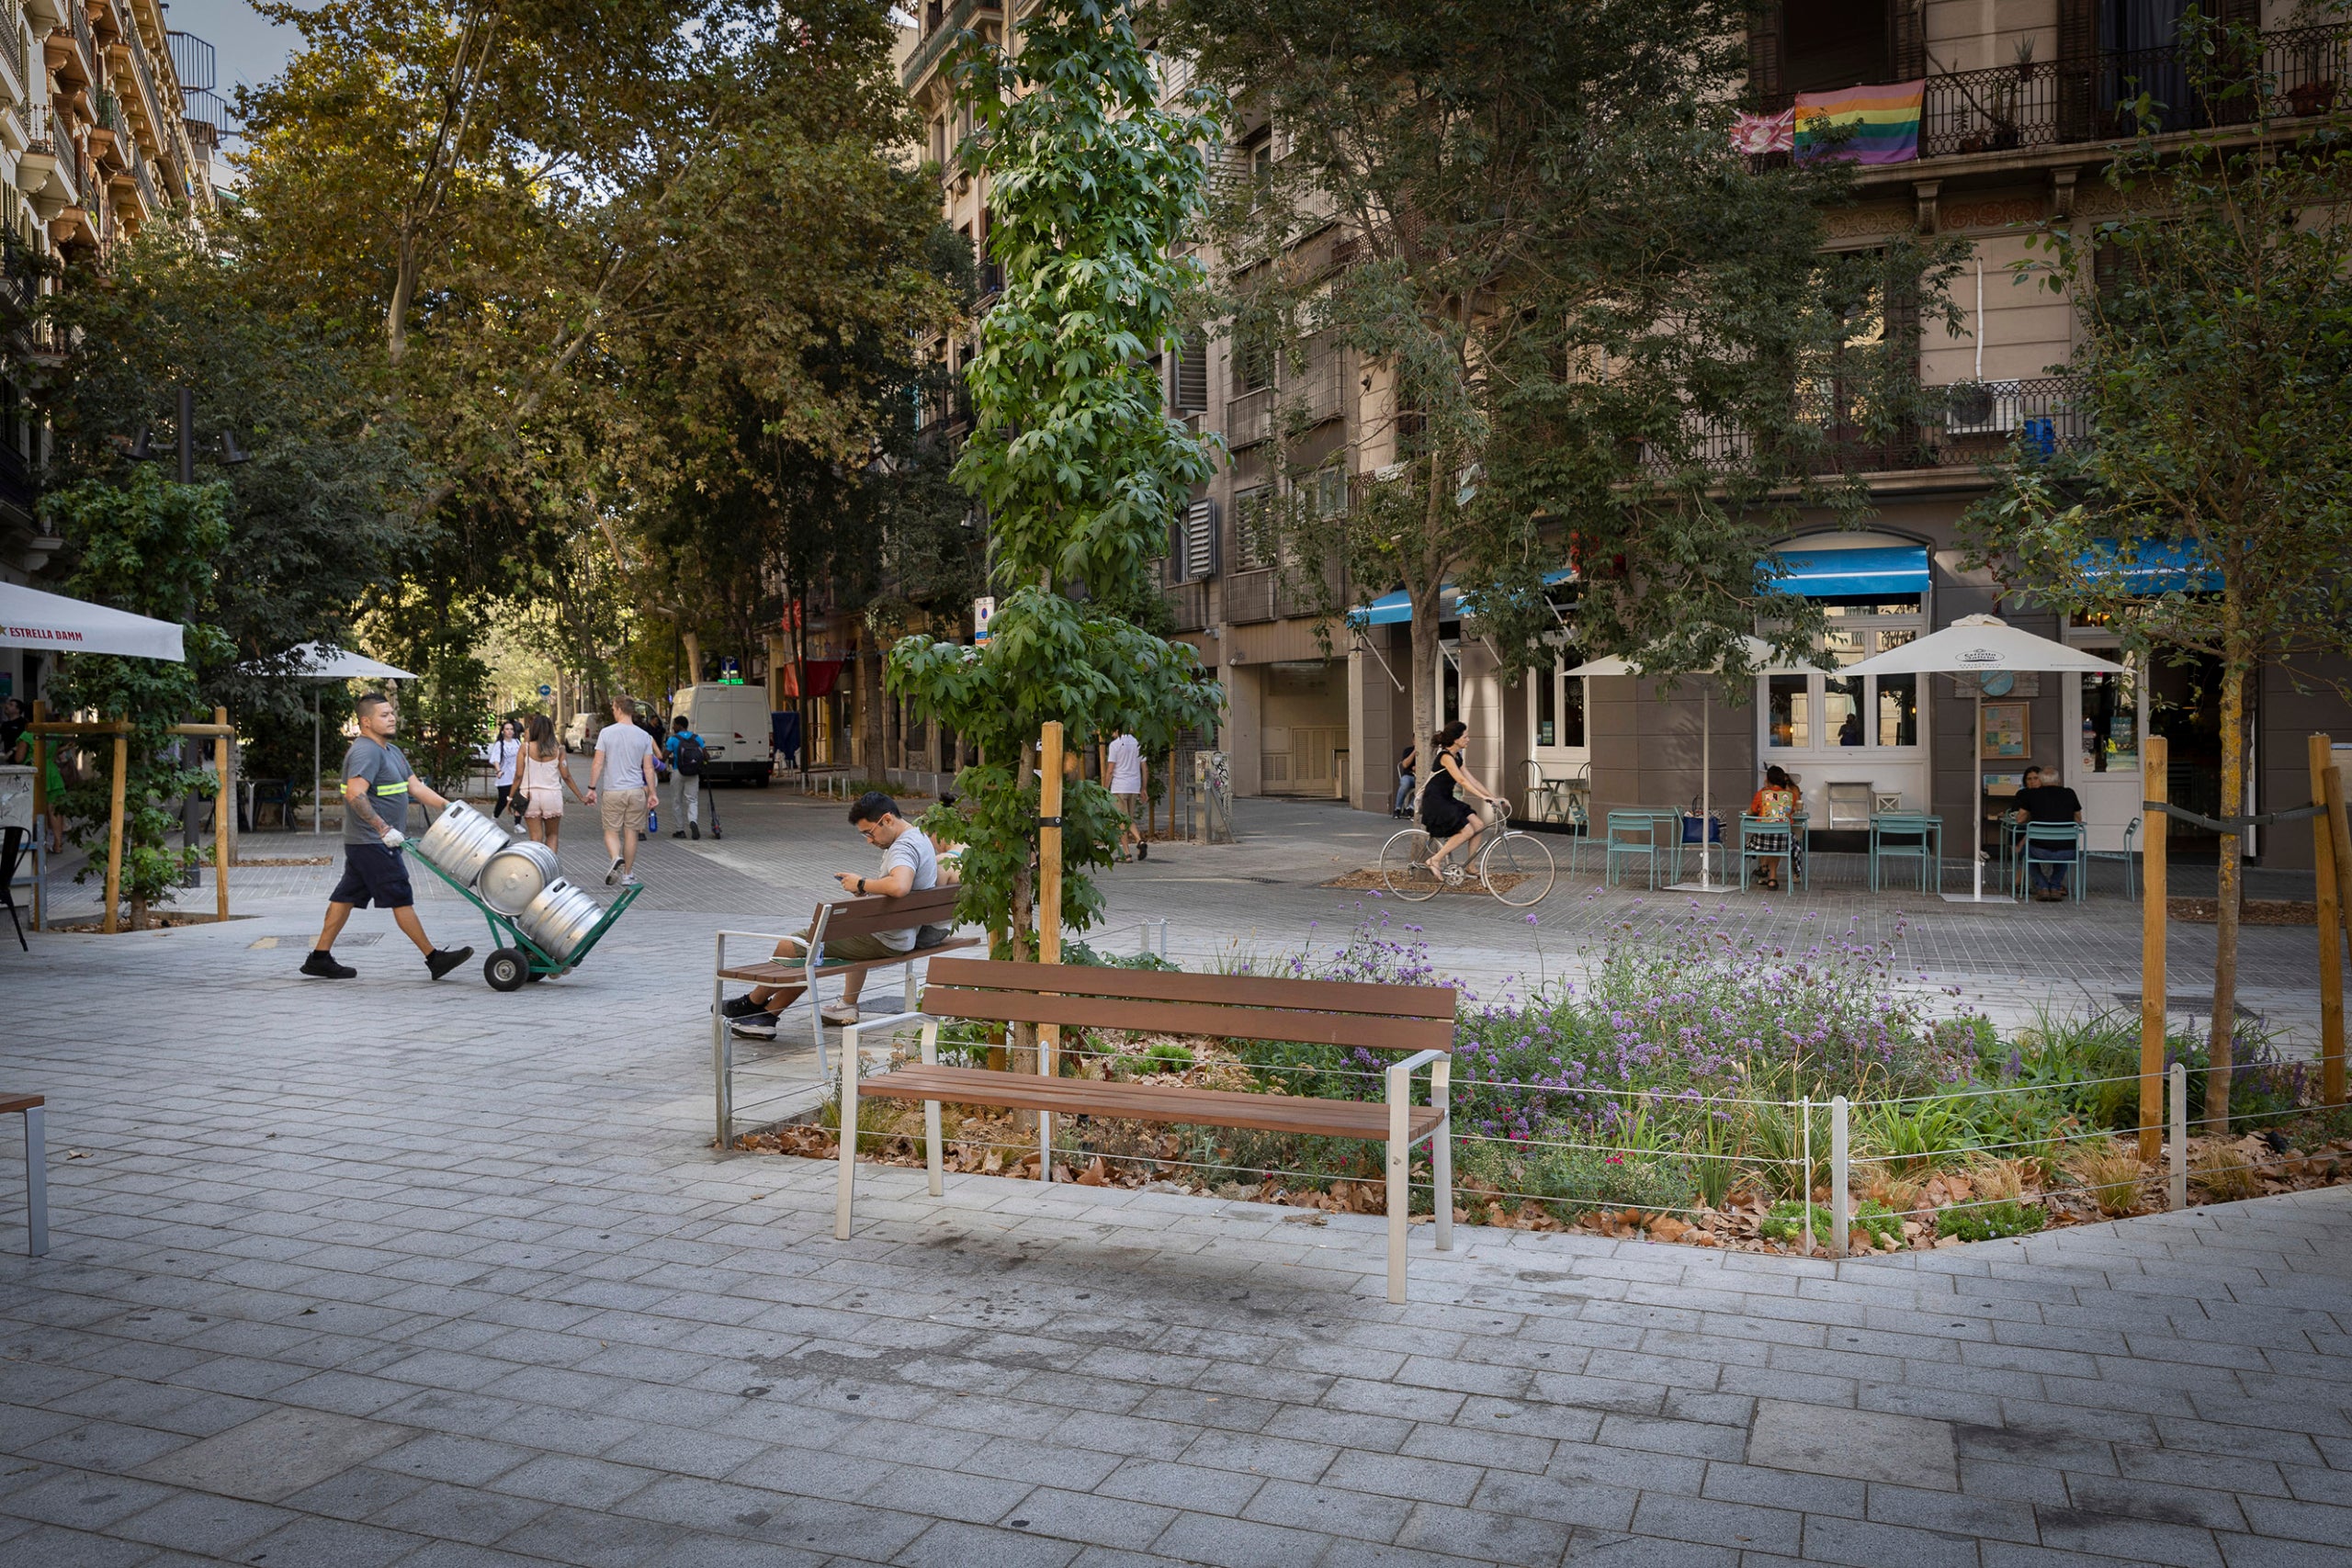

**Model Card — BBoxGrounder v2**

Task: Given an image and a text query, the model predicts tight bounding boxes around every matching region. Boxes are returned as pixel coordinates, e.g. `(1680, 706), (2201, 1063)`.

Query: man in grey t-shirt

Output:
(588, 693), (661, 887)
(302, 690), (474, 981)
(724, 791), (943, 1035)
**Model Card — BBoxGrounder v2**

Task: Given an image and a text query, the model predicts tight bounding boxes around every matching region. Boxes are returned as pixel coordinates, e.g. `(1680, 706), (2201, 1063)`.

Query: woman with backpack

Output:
(667, 715), (719, 840)
(517, 714), (588, 853)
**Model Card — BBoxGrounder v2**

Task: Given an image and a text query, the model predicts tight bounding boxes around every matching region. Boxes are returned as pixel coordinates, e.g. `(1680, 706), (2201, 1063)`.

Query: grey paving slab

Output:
(5, 790), (2349, 1567)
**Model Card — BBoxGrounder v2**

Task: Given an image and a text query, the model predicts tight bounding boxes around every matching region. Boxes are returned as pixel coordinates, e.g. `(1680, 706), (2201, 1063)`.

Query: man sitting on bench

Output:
(723, 791), (940, 1037)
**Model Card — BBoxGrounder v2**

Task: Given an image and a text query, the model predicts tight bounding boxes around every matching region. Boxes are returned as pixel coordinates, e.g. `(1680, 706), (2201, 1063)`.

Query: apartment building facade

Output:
(898, 0), (2350, 877)
(0, 0), (221, 712)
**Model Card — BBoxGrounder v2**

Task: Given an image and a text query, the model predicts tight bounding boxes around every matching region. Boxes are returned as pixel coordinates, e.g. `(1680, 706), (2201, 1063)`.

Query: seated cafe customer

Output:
(721, 792), (941, 1037)
(2010, 765), (2085, 901)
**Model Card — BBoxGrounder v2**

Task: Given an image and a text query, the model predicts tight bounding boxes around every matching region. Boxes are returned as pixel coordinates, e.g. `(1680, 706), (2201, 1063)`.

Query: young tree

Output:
(1967, 28), (2352, 1123)
(42, 469), (234, 930)
(888, 0), (1226, 953)
(1161, 0), (1955, 782)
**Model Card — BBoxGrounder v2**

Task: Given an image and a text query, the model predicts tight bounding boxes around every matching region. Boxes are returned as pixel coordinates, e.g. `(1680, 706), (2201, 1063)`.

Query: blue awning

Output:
(1770, 545), (1930, 598)
(2082, 540), (2220, 592)
(1350, 568), (1573, 626)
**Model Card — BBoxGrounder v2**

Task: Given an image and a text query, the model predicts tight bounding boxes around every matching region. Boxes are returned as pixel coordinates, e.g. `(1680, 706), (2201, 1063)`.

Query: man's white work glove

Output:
(380, 827), (405, 848)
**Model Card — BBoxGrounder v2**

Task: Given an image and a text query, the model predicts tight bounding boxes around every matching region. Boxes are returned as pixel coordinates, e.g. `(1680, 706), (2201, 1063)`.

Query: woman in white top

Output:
(517, 714), (588, 853)
(489, 719), (522, 823)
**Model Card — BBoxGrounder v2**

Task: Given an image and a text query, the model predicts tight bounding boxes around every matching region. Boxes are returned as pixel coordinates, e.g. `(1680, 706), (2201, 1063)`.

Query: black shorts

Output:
(330, 844), (414, 909)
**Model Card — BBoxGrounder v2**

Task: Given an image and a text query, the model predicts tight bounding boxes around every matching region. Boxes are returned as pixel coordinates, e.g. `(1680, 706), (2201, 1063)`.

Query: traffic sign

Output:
(538, 683), (552, 697)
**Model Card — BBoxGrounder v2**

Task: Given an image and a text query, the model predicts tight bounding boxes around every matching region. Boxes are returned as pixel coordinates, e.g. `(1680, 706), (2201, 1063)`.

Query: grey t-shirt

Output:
(595, 720), (658, 790)
(342, 738), (414, 845)
(875, 827), (940, 953)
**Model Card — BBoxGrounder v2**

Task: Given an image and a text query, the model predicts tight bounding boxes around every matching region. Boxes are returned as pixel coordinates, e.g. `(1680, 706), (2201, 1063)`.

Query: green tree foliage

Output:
(238, 0), (955, 661)
(40, 225), (429, 721)
(1965, 20), (2352, 1123)
(42, 469), (233, 928)
(888, 0), (1225, 952)
(1161, 0), (1962, 774)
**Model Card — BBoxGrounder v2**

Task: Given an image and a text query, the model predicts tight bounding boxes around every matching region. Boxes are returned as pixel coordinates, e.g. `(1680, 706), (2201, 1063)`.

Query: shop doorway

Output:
(2060, 638), (2147, 853)
(1259, 659), (1350, 796)
(2146, 650), (2256, 861)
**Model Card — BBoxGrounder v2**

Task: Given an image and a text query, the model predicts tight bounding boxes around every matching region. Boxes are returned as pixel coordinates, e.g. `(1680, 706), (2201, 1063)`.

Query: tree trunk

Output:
(680, 629), (702, 686)
(2208, 653), (2246, 1131)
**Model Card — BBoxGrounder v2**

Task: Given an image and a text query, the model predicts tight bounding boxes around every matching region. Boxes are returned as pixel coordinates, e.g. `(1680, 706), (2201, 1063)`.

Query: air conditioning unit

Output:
(1943, 379), (2020, 436)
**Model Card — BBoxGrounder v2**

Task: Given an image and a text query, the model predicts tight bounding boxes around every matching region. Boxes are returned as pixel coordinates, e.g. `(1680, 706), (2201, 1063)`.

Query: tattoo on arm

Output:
(345, 783), (384, 833)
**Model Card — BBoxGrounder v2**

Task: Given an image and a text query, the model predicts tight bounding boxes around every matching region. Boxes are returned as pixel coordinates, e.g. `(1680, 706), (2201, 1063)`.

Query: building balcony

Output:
(1164, 578), (1210, 633)
(1767, 23), (2349, 172)
(902, 0), (998, 93)
(0, 2), (28, 107)
(1225, 384), (1273, 448)
(1649, 376), (2086, 480)
(18, 104), (79, 219)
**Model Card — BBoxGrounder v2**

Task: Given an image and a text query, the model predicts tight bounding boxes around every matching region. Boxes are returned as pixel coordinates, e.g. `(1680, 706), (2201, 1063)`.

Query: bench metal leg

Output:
(833, 1021), (862, 1240)
(920, 1021), (944, 1198)
(1431, 1061), (1453, 1254)
(23, 1105), (45, 1258)
(712, 931), (733, 1150)
(1385, 1063), (1409, 1304)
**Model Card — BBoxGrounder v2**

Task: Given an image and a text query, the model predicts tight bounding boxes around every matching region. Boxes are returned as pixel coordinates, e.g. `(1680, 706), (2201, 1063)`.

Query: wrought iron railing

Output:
(0, 1), (24, 91)
(1640, 377), (2086, 478)
(901, 0), (994, 90)
(1775, 23), (2352, 162)
(64, 0), (96, 80)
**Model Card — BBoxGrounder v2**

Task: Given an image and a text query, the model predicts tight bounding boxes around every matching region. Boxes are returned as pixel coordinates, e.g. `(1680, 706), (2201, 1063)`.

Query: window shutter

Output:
(1747, 0), (1784, 104)
(1174, 333), (1209, 412)
(1889, 0), (1924, 83)
(2056, 0), (2097, 138)
(1182, 499), (1219, 581)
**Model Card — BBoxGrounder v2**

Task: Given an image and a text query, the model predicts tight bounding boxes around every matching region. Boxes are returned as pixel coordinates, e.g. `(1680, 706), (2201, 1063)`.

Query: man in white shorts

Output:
(723, 792), (940, 1035)
(588, 694), (661, 886)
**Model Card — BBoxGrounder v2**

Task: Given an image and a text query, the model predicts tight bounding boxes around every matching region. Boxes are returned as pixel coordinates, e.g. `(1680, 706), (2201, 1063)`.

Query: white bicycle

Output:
(1380, 806), (1555, 908)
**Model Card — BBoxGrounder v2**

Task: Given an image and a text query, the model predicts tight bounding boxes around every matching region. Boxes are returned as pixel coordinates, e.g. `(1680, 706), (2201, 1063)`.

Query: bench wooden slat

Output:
(922, 986), (1451, 1055)
(818, 886), (963, 942)
(922, 957), (1455, 1019)
(0, 1093), (41, 1115)
(857, 1064), (1444, 1142)
(718, 936), (980, 987)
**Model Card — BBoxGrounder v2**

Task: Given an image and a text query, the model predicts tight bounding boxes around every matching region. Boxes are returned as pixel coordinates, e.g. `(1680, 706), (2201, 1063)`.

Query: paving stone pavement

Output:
(3, 794), (2348, 1567)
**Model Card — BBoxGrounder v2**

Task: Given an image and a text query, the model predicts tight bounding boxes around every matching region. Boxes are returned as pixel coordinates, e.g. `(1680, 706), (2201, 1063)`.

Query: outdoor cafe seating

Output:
(1869, 811), (1941, 893)
(2014, 820), (2090, 903)
(1737, 811), (1808, 891)
(1605, 809), (1680, 888)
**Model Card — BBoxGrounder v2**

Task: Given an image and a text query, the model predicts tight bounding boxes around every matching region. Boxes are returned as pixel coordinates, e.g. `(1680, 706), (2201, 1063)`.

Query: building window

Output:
(1532, 665), (1587, 750)
(1763, 601), (1925, 752)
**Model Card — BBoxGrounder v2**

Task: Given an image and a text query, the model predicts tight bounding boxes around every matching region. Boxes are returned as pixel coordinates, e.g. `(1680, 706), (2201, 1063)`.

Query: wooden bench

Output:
(3, 1093), (46, 1257)
(833, 958), (1455, 1303)
(710, 885), (978, 1077)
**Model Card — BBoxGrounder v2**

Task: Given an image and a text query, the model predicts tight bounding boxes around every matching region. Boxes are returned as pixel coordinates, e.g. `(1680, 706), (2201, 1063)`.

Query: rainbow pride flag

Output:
(1793, 80), (1924, 165)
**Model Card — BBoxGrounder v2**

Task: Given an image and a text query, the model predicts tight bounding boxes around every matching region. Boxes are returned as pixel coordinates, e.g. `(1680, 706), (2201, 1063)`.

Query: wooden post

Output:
(2323, 739), (2352, 1110)
(104, 729), (127, 935)
(2139, 734), (2169, 1161)
(1037, 720), (1064, 1181)
(214, 706), (231, 924)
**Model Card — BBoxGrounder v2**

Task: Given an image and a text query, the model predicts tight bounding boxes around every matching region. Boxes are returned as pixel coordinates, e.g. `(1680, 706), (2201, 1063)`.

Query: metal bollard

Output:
(1829, 1095), (1849, 1259)
(1800, 1095), (1814, 1256)
(2169, 1062), (2189, 1212)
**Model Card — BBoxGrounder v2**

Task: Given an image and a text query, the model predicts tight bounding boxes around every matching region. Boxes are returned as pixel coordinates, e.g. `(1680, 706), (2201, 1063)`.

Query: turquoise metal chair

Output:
(1869, 812), (1939, 893)
(1738, 813), (1796, 891)
(1605, 811), (1671, 888)
(2086, 816), (2140, 900)
(2018, 821), (2089, 902)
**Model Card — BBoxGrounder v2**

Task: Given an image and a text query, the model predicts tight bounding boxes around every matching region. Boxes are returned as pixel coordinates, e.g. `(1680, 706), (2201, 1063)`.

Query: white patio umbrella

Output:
(263, 643), (419, 835)
(0, 581), (186, 661)
(1842, 615), (2125, 902)
(1566, 637), (1825, 892)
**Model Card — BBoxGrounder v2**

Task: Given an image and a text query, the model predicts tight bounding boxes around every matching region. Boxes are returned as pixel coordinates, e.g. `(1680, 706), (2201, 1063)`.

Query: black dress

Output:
(1420, 756), (1472, 837)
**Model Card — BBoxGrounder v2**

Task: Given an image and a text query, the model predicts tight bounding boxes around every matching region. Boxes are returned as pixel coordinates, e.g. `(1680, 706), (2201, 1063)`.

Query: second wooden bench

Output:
(833, 957), (1456, 1302)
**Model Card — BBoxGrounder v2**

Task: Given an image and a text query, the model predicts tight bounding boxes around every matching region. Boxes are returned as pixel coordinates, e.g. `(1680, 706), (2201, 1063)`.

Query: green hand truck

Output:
(401, 841), (644, 990)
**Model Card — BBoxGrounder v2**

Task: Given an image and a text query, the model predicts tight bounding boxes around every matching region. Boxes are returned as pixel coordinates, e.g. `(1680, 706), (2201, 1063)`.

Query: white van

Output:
(672, 683), (775, 785)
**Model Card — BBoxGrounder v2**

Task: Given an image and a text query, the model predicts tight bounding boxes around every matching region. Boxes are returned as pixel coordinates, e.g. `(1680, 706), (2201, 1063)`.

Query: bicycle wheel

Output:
(1380, 829), (1442, 901)
(1481, 829), (1555, 907)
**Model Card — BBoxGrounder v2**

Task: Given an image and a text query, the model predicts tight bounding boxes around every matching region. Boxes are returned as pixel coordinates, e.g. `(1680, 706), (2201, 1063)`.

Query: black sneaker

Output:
(1137, 842), (1148, 861)
(300, 950), (356, 979)
(671, 829), (686, 839)
(425, 946), (474, 981)
(690, 823), (701, 840)
(718, 994), (765, 1019)
(729, 1011), (780, 1039)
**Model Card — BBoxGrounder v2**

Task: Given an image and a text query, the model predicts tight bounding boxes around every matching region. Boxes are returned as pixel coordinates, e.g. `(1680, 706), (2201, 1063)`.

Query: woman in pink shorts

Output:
(518, 714), (587, 853)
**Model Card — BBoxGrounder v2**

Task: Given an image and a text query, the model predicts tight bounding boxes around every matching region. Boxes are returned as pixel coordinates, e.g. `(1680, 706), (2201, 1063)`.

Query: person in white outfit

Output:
(489, 719), (522, 823)
(1107, 722), (1147, 862)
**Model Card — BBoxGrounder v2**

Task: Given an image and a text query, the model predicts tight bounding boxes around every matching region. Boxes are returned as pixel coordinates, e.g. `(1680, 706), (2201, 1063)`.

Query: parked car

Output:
(670, 683), (775, 785)
(564, 713), (597, 754)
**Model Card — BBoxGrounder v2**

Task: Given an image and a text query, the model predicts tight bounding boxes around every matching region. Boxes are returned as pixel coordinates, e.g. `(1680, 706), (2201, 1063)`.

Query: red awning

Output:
(775, 659), (843, 698)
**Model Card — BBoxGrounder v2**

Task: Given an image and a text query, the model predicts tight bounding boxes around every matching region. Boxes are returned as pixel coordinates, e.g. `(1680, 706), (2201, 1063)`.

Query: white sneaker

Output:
(619, 872), (640, 887)
(820, 1001), (860, 1026)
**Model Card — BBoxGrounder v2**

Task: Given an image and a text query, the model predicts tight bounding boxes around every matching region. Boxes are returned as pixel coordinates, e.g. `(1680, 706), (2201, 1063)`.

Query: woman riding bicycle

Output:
(1420, 721), (1506, 878)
